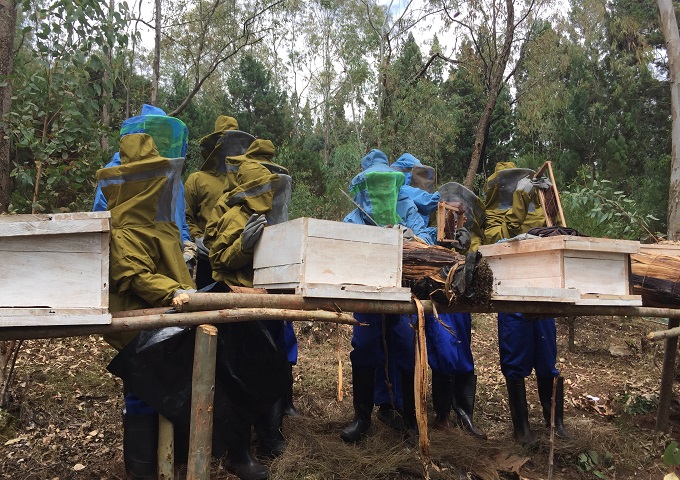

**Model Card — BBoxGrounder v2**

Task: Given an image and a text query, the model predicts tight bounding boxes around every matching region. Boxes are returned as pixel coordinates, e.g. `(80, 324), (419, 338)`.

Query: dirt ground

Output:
(0, 313), (678, 479)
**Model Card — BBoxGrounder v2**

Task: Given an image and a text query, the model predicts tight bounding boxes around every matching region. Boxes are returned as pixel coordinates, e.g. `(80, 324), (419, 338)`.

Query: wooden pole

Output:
(157, 415), (174, 480)
(0, 308), (357, 341)
(187, 325), (218, 480)
(181, 293), (680, 318)
(5, 295), (680, 342)
(647, 323), (680, 341)
(656, 317), (680, 432)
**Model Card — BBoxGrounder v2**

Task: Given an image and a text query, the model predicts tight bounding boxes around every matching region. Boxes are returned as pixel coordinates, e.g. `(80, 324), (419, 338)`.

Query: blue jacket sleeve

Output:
(92, 187), (107, 212)
(176, 182), (190, 243)
(93, 153), (122, 212)
(397, 194), (437, 245)
(402, 185), (440, 216)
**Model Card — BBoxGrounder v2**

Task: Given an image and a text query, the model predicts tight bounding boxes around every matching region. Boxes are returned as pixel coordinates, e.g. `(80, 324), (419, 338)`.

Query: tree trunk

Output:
(463, 0), (514, 189)
(0, 0), (17, 213)
(151, 0), (161, 105)
(659, 0), (680, 239)
(100, 0), (114, 152)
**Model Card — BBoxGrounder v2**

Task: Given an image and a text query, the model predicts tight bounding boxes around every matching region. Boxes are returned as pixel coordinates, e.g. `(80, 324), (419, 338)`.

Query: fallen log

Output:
(401, 241), (493, 305)
(631, 252), (680, 308)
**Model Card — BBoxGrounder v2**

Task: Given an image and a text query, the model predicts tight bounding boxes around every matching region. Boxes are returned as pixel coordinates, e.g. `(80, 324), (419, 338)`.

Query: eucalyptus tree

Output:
(0, 0), (17, 213)
(432, 0), (555, 188)
(160, 0), (285, 116)
(659, 0), (680, 239)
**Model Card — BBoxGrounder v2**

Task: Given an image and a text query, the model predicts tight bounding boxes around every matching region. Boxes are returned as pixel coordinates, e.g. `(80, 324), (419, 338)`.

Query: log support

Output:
(656, 317), (680, 432)
(158, 415), (174, 480)
(187, 325), (218, 480)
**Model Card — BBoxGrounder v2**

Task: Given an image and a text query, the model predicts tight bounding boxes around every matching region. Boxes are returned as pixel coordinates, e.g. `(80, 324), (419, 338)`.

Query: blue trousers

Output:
(351, 313), (415, 373)
(426, 312), (475, 375)
(498, 312), (559, 379)
(284, 321), (298, 364)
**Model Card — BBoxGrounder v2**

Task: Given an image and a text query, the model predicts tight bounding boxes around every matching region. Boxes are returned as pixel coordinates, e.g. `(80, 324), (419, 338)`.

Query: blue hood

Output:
(391, 153), (421, 186)
(350, 149), (395, 191)
(141, 104), (167, 116)
(360, 149), (390, 171)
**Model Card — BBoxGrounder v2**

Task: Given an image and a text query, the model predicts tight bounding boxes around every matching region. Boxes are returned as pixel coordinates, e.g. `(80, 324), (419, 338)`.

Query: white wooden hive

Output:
(0, 211), (112, 326)
(253, 217), (411, 301)
(477, 235), (642, 306)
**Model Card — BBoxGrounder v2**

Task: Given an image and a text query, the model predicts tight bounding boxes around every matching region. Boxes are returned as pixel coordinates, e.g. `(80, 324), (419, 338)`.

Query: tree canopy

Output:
(1, 0), (678, 240)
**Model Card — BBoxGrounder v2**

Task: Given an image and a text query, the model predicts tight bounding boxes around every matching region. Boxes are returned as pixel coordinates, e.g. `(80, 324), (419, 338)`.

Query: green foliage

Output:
(8, 0), (129, 213)
(227, 55), (293, 146)
(576, 450), (613, 479)
(618, 391), (658, 415)
(663, 441), (680, 467)
(561, 167), (663, 241)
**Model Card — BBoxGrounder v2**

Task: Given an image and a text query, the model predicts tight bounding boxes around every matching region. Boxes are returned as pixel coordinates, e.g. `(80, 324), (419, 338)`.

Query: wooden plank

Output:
(296, 283), (412, 301)
(253, 220), (305, 269)
(0, 232), (103, 254)
(306, 217), (400, 245)
(303, 236), (401, 287)
(101, 232), (109, 310)
(0, 212), (111, 237)
(490, 294), (576, 303)
(0, 308), (108, 316)
(253, 264), (304, 287)
(563, 256), (629, 295)
(0, 251), (103, 308)
(0, 313), (112, 327)
(575, 294), (642, 306)
(494, 285), (580, 302)
(484, 250), (563, 281)
(478, 236), (639, 256)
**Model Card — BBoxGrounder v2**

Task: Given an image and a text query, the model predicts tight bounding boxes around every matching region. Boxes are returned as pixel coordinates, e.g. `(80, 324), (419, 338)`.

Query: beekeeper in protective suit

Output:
(366, 153), (441, 430)
(202, 142), (291, 480)
(341, 149), (438, 444)
(93, 104), (193, 261)
(209, 137), (300, 415)
(184, 116), (255, 288)
(96, 128), (195, 479)
(482, 161), (570, 445)
(426, 181), (487, 439)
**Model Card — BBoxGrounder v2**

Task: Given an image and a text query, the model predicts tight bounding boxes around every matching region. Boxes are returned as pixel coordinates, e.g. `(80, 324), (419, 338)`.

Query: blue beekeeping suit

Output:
(391, 153), (440, 223)
(498, 313), (559, 379)
(93, 104), (191, 244)
(340, 150), (418, 443)
(343, 150), (437, 244)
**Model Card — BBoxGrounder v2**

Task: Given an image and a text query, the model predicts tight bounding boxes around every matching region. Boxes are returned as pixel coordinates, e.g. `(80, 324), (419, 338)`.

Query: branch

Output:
(413, 52), (459, 80)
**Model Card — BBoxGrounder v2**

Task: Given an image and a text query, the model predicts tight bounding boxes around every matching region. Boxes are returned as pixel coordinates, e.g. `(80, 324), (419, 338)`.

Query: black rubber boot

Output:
(283, 363), (300, 417)
(341, 366), (375, 442)
(431, 370), (454, 432)
(123, 412), (158, 480)
(537, 376), (571, 440)
(453, 373), (488, 440)
(255, 398), (286, 458)
(376, 404), (405, 431)
(401, 370), (418, 444)
(225, 425), (269, 480)
(505, 377), (535, 445)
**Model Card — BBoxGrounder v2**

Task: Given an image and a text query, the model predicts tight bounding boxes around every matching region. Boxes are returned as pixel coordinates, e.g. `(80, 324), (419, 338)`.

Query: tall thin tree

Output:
(0, 0), (16, 213)
(659, 0), (680, 240)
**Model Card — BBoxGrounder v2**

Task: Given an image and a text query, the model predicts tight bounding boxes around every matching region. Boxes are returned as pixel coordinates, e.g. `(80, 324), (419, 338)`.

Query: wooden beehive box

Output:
(477, 236), (641, 305)
(0, 212), (112, 326)
(253, 217), (411, 301)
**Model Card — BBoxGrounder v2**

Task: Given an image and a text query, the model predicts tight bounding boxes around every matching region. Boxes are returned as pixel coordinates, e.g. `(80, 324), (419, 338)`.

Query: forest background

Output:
(0, 0), (674, 242)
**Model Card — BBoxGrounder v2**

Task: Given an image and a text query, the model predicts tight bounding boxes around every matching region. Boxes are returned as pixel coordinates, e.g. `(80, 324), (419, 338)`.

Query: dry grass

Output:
(0, 314), (676, 479)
